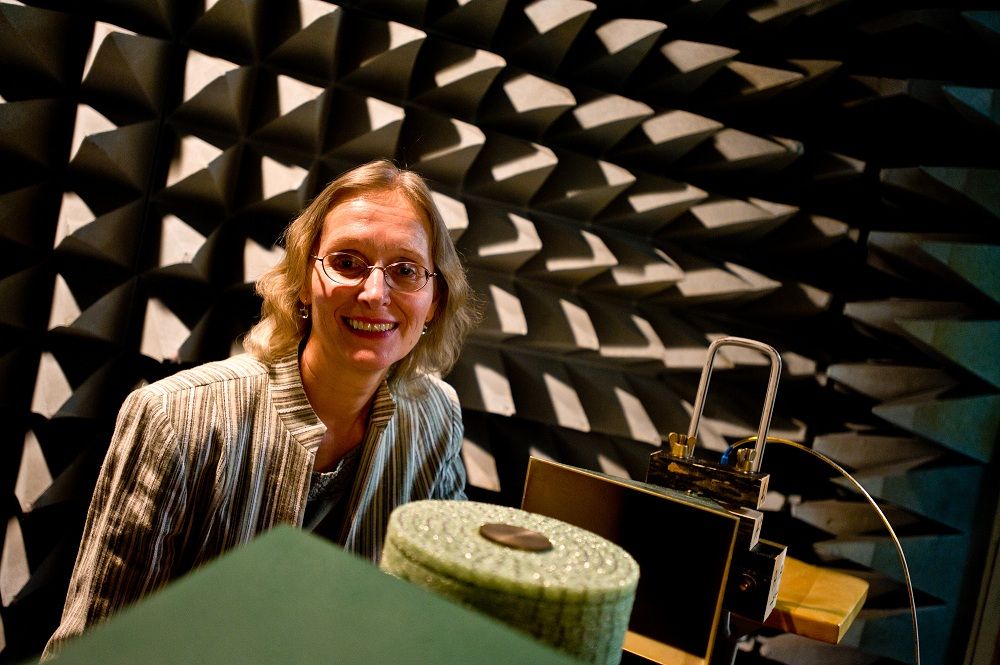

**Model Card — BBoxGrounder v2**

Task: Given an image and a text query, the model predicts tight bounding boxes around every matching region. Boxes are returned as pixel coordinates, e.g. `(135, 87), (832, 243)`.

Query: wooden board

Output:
(765, 556), (869, 644)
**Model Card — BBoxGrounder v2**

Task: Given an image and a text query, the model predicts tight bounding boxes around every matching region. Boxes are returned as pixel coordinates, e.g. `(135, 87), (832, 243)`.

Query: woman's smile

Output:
(344, 316), (399, 335)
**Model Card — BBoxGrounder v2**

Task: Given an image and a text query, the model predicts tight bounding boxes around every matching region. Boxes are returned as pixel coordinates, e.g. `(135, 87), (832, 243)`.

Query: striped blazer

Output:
(44, 352), (467, 656)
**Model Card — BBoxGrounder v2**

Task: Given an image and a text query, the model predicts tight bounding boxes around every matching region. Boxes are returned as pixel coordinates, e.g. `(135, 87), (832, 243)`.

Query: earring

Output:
(298, 302), (310, 320)
(421, 324), (429, 336)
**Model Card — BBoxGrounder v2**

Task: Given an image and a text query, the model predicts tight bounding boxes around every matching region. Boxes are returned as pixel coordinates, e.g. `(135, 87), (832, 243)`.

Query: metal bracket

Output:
(647, 336), (783, 511)
(682, 336), (782, 473)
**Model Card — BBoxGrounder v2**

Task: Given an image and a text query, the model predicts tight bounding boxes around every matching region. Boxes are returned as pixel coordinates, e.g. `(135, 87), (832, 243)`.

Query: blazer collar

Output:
(269, 351), (396, 455)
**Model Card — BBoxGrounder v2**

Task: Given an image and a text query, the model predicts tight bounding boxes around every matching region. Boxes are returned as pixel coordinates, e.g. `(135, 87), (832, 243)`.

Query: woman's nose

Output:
(358, 266), (390, 304)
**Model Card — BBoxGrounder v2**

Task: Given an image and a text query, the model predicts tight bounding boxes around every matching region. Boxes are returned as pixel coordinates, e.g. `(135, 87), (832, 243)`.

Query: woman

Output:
(44, 160), (478, 656)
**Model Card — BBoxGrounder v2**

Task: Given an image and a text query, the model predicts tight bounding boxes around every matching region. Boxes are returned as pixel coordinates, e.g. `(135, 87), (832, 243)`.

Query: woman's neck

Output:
(298, 346), (388, 472)
(298, 346), (386, 429)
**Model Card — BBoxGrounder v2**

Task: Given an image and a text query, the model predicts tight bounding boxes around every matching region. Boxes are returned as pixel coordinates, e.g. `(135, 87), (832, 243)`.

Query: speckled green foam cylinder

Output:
(380, 500), (639, 665)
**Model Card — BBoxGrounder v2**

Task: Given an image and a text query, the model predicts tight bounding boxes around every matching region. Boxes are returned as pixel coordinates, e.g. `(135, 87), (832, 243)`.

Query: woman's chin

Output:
(345, 351), (399, 376)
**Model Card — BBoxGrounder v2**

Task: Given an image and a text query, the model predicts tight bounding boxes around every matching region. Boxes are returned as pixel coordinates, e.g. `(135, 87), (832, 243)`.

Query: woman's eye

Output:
(331, 254), (366, 273)
(393, 263), (418, 279)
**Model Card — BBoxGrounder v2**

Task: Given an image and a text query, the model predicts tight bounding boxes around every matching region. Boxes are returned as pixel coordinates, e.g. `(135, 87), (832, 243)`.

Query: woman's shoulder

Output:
(142, 354), (271, 397)
(396, 373), (459, 410)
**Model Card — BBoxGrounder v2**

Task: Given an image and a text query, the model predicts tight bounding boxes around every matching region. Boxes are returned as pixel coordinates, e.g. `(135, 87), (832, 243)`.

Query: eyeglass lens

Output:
(320, 252), (430, 292)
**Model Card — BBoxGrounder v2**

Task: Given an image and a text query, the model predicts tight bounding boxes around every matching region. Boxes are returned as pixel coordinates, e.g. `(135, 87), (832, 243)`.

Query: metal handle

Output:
(688, 336), (782, 473)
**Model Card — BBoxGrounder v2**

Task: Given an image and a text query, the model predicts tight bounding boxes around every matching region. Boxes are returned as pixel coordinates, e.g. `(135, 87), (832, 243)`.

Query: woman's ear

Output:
(424, 297), (438, 324)
(298, 275), (311, 307)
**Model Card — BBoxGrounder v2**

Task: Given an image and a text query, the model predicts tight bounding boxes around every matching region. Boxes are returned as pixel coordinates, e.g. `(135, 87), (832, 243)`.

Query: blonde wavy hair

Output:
(243, 159), (477, 389)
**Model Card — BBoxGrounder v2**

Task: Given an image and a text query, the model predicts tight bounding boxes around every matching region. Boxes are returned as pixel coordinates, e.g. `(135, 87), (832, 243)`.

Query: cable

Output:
(725, 435), (921, 665)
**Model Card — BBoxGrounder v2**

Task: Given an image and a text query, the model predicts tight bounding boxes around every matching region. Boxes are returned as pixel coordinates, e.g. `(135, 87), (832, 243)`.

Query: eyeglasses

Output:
(311, 252), (437, 293)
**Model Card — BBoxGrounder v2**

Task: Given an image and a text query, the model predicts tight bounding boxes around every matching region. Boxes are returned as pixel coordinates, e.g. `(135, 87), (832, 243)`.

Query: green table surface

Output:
(51, 525), (581, 664)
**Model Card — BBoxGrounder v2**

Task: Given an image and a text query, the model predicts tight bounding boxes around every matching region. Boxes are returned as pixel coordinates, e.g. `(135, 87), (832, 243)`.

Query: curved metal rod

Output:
(728, 436), (920, 665)
(687, 336), (782, 472)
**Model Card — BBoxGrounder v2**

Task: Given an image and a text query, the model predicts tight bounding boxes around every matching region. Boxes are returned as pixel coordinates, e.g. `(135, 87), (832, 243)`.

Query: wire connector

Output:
(725, 539), (786, 622)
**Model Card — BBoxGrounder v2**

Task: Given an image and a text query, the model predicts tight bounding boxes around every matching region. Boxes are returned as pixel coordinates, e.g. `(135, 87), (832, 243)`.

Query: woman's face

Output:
(300, 190), (439, 379)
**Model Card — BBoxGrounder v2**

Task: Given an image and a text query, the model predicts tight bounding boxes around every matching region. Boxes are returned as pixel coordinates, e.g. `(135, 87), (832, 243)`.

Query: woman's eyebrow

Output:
(320, 238), (430, 259)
